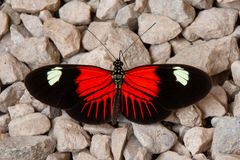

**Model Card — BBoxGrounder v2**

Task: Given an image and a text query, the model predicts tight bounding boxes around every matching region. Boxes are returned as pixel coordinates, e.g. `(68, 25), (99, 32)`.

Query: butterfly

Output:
(24, 58), (212, 124)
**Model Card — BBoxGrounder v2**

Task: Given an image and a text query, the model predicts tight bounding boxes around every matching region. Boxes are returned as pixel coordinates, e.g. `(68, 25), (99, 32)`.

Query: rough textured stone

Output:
(231, 92), (240, 116)
(90, 134), (112, 160)
(171, 141), (191, 158)
(44, 18), (81, 58)
(59, 1), (91, 25)
(222, 80), (240, 98)
(8, 113), (51, 136)
(9, 0), (60, 13)
(167, 37), (239, 76)
(46, 152), (71, 160)
(170, 38), (191, 55)
(10, 24), (31, 44)
(1, 3), (21, 25)
(53, 117), (90, 152)
(138, 13), (182, 44)
(8, 104), (34, 119)
(185, 0), (214, 9)
(150, 42), (171, 64)
(132, 123), (177, 154)
(0, 82), (25, 112)
(155, 151), (191, 160)
(87, 0), (99, 12)
(231, 61), (240, 87)
(0, 114), (10, 133)
(183, 127), (213, 155)
(134, 0), (148, 12)
(83, 123), (114, 135)
(0, 11), (9, 39)
(0, 132), (9, 141)
(39, 10), (53, 21)
(11, 37), (60, 69)
(148, 0), (195, 27)
(74, 150), (98, 160)
(217, 0), (240, 10)
(0, 136), (56, 160)
(192, 153), (209, 160)
(183, 8), (238, 41)
(215, 154), (240, 160)
(20, 13), (44, 37)
(41, 106), (62, 119)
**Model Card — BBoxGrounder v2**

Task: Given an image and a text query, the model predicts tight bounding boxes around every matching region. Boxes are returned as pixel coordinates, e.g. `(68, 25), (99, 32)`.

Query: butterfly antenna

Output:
(86, 28), (117, 60)
(119, 50), (129, 69)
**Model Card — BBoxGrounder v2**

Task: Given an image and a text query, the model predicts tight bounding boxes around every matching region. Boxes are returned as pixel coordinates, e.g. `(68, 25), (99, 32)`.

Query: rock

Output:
(217, 0), (240, 10)
(83, 123), (114, 135)
(150, 42), (171, 64)
(59, 1), (91, 25)
(111, 127), (128, 160)
(222, 80), (240, 99)
(90, 134), (112, 160)
(74, 150), (98, 160)
(115, 3), (139, 30)
(211, 117), (240, 158)
(46, 152), (71, 160)
(176, 105), (202, 127)
(167, 37), (239, 76)
(134, 0), (148, 12)
(52, 117), (90, 152)
(1, 3), (21, 25)
(215, 154), (240, 160)
(20, 13), (44, 37)
(172, 125), (190, 140)
(148, 0), (195, 27)
(231, 92), (240, 116)
(41, 106), (62, 119)
(171, 141), (191, 157)
(231, 61), (240, 87)
(192, 153), (209, 160)
(11, 37), (60, 69)
(9, 0), (60, 13)
(155, 151), (191, 160)
(0, 11), (9, 39)
(0, 136), (56, 160)
(10, 24), (31, 44)
(8, 104), (34, 119)
(132, 123), (177, 154)
(39, 10), (53, 21)
(183, 127), (213, 155)
(0, 132), (9, 141)
(96, 0), (125, 20)
(123, 136), (152, 160)
(183, 8), (238, 41)
(138, 13), (182, 44)
(0, 53), (30, 85)
(0, 82), (25, 112)
(8, 113), (51, 136)
(170, 38), (191, 55)
(185, 0), (214, 9)
(87, 0), (100, 12)
(0, 114), (10, 133)
(44, 18), (81, 58)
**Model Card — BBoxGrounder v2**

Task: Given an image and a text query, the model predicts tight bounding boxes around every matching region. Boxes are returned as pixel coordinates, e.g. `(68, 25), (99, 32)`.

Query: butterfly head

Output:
(113, 59), (123, 67)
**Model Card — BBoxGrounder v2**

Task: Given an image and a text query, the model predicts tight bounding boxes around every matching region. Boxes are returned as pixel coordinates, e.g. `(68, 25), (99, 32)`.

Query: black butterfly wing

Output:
(121, 64), (211, 124)
(24, 64), (115, 124)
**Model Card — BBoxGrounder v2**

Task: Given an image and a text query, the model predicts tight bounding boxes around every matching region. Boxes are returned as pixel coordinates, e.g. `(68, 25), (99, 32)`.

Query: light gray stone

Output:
(0, 11), (9, 39)
(8, 113), (51, 136)
(39, 10), (53, 21)
(170, 38), (191, 55)
(138, 13), (182, 44)
(148, 0), (195, 27)
(171, 141), (191, 158)
(185, 0), (214, 9)
(231, 92), (240, 116)
(183, 8), (238, 41)
(192, 153), (209, 160)
(10, 24), (31, 44)
(44, 18), (80, 58)
(222, 80), (240, 99)
(0, 132), (9, 141)
(46, 152), (71, 160)
(83, 123), (114, 135)
(8, 104), (34, 119)
(59, 1), (91, 25)
(231, 61), (240, 87)
(132, 123), (177, 154)
(0, 136), (56, 160)
(215, 154), (240, 160)
(150, 42), (171, 64)
(74, 150), (98, 160)
(1, 3), (21, 25)
(0, 114), (10, 133)
(88, 0), (100, 12)
(134, 0), (148, 12)
(155, 151), (191, 160)
(217, 0), (240, 10)
(41, 106), (62, 119)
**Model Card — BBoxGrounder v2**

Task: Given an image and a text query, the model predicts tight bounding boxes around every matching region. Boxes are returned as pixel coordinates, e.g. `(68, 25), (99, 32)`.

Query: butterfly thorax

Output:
(112, 59), (124, 89)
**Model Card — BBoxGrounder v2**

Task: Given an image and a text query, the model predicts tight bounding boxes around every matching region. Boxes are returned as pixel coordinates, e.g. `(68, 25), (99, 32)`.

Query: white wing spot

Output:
(47, 67), (63, 86)
(173, 66), (189, 86)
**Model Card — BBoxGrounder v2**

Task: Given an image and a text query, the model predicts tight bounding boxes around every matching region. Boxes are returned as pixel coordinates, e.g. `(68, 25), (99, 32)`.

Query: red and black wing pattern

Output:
(121, 64), (211, 124)
(24, 64), (115, 124)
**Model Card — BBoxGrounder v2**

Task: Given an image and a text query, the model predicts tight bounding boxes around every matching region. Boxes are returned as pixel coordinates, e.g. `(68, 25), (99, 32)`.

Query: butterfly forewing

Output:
(24, 65), (115, 124)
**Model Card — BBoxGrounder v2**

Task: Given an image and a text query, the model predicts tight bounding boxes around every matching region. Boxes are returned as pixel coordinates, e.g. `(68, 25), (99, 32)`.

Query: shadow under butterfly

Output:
(24, 24), (212, 125)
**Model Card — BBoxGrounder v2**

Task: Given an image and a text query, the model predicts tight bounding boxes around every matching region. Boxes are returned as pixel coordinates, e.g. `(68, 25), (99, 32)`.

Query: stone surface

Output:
(132, 123), (177, 154)
(8, 113), (51, 136)
(167, 37), (239, 76)
(211, 117), (240, 158)
(44, 18), (81, 58)
(10, 24), (31, 44)
(170, 38), (191, 55)
(20, 13), (44, 37)
(96, 0), (124, 20)
(52, 117), (90, 152)
(9, 0), (60, 13)
(171, 141), (191, 157)
(8, 104), (34, 119)
(185, 0), (214, 9)
(11, 37), (60, 69)
(74, 150), (97, 160)
(46, 152), (71, 160)
(138, 13), (182, 44)
(111, 127), (128, 160)
(0, 11), (9, 39)
(183, 8), (238, 41)
(192, 153), (209, 160)
(0, 52), (30, 85)
(155, 151), (191, 160)
(59, 1), (91, 25)
(148, 0), (195, 27)
(183, 127), (213, 155)
(134, 0), (148, 12)
(0, 82), (25, 112)
(231, 92), (240, 116)
(90, 134), (112, 160)
(215, 154), (240, 160)
(87, 0), (100, 12)
(39, 10), (53, 21)
(0, 114), (10, 133)
(231, 61), (240, 87)
(83, 123), (114, 135)
(222, 80), (240, 99)
(0, 136), (56, 160)
(1, 3), (21, 25)
(123, 136), (152, 160)
(217, 0), (240, 10)
(41, 106), (62, 119)
(150, 42), (171, 64)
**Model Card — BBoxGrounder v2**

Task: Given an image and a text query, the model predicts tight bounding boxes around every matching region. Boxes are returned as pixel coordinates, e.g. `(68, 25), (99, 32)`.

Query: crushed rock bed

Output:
(0, 0), (240, 160)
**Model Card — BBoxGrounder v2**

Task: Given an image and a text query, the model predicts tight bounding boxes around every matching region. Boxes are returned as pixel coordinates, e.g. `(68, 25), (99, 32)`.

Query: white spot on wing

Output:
(173, 66), (189, 86)
(47, 67), (63, 86)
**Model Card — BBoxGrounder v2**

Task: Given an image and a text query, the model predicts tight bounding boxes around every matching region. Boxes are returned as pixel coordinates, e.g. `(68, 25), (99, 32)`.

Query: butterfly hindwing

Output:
(24, 64), (115, 124)
(121, 64), (211, 124)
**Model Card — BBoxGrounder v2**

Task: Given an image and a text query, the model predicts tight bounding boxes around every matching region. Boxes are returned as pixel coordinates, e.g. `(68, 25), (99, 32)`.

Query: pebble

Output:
(0, 114), (10, 133)
(231, 61), (240, 87)
(217, 0), (240, 10)
(171, 141), (191, 157)
(134, 0), (148, 12)
(192, 153), (209, 160)
(10, 24), (31, 44)
(0, 11), (9, 39)
(74, 150), (98, 160)
(59, 1), (91, 25)
(185, 0), (214, 9)
(150, 42), (171, 64)
(8, 113), (51, 136)
(222, 80), (239, 99)
(8, 103), (34, 119)
(0, 136), (56, 160)
(41, 106), (62, 119)
(138, 13), (182, 44)
(132, 123), (177, 154)
(215, 154), (240, 160)
(231, 92), (240, 116)
(1, 3), (21, 25)
(44, 18), (81, 58)
(155, 151), (191, 160)
(39, 10), (53, 21)
(46, 152), (71, 160)
(170, 38), (191, 55)
(83, 123), (115, 135)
